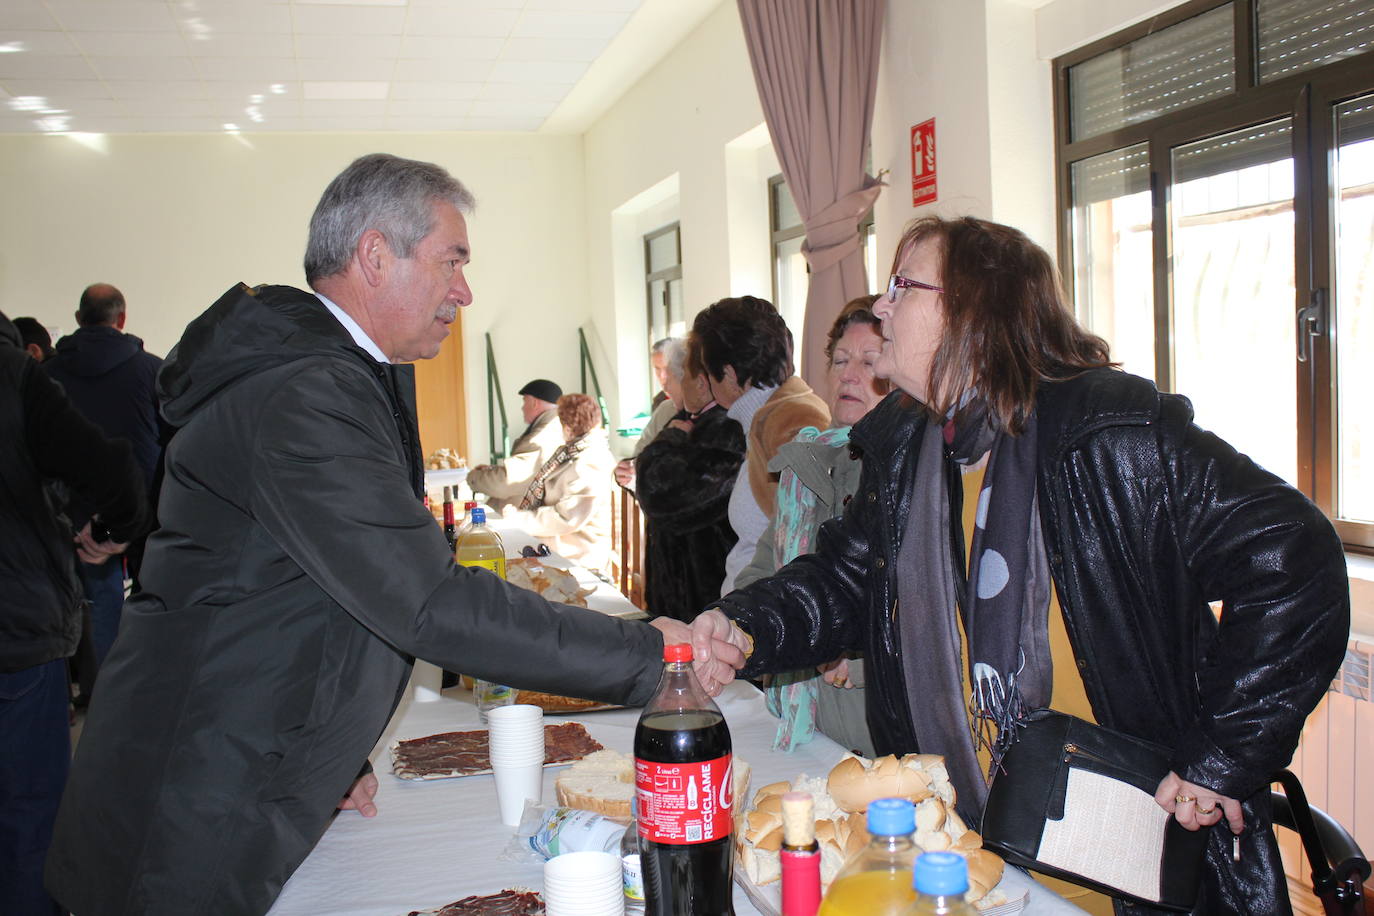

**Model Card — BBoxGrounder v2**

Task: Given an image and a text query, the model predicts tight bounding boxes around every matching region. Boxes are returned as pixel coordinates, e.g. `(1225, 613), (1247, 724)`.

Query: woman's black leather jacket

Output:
(719, 369), (1349, 914)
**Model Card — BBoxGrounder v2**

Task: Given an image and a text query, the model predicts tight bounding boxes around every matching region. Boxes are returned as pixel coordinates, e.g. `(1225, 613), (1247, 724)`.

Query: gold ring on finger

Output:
(1175, 795), (1196, 805)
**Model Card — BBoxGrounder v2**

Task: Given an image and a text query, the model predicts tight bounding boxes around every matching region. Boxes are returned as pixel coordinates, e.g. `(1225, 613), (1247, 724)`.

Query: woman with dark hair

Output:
(687, 295), (829, 594)
(687, 216), (1349, 914)
(503, 393), (615, 572)
(735, 295), (887, 756)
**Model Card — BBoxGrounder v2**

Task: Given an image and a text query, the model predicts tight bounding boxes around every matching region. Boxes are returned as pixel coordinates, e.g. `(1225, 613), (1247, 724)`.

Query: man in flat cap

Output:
(466, 377), (565, 510)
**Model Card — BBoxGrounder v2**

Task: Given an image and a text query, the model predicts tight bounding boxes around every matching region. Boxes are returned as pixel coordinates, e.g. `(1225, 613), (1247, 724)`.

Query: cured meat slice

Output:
(391, 722), (604, 780)
(404, 888), (544, 915)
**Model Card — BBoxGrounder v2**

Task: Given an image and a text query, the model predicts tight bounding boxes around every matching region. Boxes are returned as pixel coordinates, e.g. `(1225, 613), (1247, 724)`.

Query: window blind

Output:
(1258, 0), (1374, 83)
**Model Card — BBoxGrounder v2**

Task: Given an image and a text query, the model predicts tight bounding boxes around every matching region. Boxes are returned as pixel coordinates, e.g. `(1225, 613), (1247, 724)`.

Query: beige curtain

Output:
(737, 0), (885, 397)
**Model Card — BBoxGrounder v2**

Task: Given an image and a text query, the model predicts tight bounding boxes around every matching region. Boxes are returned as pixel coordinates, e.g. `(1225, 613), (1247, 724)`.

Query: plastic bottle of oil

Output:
(816, 798), (917, 916)
(455, 507), (511, 720)
(454, 506), (506, 578)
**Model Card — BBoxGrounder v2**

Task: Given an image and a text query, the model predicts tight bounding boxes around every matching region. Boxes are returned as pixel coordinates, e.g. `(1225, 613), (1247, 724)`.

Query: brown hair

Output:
(824, 294), (882, 364)
(557, 393), (601, 438)
(890, 216), (1113, 434)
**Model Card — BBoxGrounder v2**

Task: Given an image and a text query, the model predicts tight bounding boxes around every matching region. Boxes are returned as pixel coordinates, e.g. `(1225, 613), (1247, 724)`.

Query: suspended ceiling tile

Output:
(298, 114), (390, 130)
(477, 81), (573, 102)
(47, 1), (182, 33)
(296, 58), (394, 82)
(391, 57), (494, 83)
(293, 34), (401, 60)
(90, 55), (197, 81)
(388, 81), (482, 100)
(524, 0), (643, 10)
(302, 98), (388, 117)
(386, 97), (474, 118)
(499, 37), (607, 63)
(0, 54), (101, 80)
(511, 10), (631, 40)
(174, 4), (293, 35)
(71, 32), (193, 58)
(0, 32), (82, 56)
(398, 35), (503, 60)
(116, 96), (216, 117)
(185, 34), (296, 58)
(302, 80), (388, 99)
(0, 2), (60, 31)
(401, 7), (519, 37)
(468, 98), (558, 119)
(0, 78), (112, 99)
(487, 59), (588, 83)
(458, 114), (544, 131)
(290, 5), (406, 36)
(110, 79), (212, 99)
(195, 56), (298, 81)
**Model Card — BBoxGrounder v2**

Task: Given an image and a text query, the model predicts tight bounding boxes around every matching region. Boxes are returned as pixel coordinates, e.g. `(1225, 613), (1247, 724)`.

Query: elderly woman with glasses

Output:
(686, 216), (1349, 915)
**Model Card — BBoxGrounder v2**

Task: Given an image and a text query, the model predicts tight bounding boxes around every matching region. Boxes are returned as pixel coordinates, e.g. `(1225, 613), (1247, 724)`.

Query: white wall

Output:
(0, 130), (587, 463)
(581, 0), (770, 443)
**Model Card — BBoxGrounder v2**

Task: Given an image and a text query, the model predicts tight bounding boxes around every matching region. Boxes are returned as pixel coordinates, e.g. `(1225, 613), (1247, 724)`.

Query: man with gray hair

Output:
(44, 154), (716, 916)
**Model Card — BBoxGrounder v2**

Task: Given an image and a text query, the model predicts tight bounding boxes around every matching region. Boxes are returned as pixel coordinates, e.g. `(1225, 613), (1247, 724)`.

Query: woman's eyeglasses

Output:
(887, 274), (944, 303)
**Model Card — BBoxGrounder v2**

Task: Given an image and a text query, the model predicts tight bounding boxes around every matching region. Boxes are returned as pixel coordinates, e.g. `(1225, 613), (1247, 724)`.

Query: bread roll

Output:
(827, 754), (933, 813)
(554, 749), (635, 817)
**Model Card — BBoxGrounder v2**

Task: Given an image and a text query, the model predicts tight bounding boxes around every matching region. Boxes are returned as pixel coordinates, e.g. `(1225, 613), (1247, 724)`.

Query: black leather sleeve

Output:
(1157, 395), (1349, 798)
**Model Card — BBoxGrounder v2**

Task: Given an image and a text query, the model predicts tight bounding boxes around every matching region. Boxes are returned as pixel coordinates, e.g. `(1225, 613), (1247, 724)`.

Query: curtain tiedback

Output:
(737, 0), (885, 396)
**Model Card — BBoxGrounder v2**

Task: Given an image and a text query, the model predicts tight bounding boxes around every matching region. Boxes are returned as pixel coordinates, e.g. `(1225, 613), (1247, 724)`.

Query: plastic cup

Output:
(544, 851), (625, 916)
(488, 705), (544, 760)
(492, 758), (544, 826)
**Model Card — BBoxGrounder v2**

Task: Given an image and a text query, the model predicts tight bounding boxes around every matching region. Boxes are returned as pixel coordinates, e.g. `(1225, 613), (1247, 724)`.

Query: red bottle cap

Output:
(663, 643), (692, 663)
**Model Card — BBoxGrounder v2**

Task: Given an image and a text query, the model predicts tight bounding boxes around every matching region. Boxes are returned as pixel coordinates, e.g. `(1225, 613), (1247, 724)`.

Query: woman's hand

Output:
(1155, 771), (1242, 834)
(668, 418), (693, 433)
(74, 521), (128, 565)
(818, 657), (853, 688)
(653, 609), (748, 696)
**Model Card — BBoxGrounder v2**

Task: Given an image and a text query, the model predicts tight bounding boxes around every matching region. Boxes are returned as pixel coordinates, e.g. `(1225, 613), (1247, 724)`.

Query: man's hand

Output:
(338, 771), (379, 818)
(649, 613), (746, 697)
(614, 459), (635, 488)
(74, 521), (129, 565)
(1155, 771), (1242, 834)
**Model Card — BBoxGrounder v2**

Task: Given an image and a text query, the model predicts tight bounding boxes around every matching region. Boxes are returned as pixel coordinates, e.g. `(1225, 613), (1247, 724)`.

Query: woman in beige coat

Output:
(503, 393), (616, 573)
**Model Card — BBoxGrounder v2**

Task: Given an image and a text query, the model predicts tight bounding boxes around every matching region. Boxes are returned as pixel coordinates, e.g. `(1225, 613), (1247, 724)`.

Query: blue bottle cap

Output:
(865, 797), (916, 836)
(470, 507), (486, 525)
(913, 851), (970, 896)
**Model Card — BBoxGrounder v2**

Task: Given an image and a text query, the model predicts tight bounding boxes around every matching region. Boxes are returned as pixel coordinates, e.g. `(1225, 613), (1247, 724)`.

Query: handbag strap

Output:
(1272, 769), (1370, 913)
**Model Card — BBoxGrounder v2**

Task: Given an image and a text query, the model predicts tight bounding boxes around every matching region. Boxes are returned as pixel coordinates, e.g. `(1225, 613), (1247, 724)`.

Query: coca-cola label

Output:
(634, 754), (733, 844)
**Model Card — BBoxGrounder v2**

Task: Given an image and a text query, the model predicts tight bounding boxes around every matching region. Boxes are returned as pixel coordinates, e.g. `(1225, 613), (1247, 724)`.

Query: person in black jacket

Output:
(684, 216), (1349, 915)
(0, 310), (147, 916)
(44, 283), (165, 665)
(635, 338), (745, 622)
(44, 154), (699, 916)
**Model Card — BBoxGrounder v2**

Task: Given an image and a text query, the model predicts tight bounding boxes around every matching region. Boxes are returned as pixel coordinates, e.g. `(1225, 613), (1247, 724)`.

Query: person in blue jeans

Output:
(0, 311), (148, 915)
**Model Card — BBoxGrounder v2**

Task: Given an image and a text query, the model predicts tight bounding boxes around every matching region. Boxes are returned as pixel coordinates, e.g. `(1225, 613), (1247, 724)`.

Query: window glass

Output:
(1335, 93), (1374, 522)
(1257, 0), (1374, 83)
(772, 179), (801, 231)
(773, 235), (807, 343)
(1070, 144), (1155, 381)
(647, 227), (679, 273)
(1068, 4), (1235, 142)
(1170, 118), (1297, 486)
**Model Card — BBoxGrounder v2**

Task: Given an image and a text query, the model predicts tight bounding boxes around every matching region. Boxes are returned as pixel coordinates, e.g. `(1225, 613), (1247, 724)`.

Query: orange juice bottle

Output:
(817, 798), (917, 916)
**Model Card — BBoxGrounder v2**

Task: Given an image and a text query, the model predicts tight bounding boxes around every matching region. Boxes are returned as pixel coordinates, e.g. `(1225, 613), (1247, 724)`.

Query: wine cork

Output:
(780, 791), (815, 848)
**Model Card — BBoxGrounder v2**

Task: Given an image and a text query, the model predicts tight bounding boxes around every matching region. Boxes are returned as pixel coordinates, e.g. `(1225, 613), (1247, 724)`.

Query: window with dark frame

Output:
(1053, 0), (1374, 550)
(643, 222), (684, 401)
(769, 174), (880, 355)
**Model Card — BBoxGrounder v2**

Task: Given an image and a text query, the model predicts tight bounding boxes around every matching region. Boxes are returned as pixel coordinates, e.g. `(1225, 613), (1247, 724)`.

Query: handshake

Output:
(646, 609), (751, 696)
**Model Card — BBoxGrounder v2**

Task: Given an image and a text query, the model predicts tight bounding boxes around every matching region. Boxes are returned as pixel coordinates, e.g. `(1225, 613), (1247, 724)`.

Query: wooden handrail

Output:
(611, 482), (647, 611)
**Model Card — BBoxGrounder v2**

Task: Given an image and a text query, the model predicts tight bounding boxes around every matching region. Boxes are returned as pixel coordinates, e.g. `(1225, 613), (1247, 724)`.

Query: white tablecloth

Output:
(267, 682), (1084, 916)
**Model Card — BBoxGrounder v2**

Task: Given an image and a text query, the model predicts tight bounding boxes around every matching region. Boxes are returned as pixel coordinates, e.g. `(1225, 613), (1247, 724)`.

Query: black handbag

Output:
(979, 709), (1210, 911)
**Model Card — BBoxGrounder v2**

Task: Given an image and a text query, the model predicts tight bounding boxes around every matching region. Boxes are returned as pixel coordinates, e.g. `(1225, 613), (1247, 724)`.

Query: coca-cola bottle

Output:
(634, 643), (735, 916)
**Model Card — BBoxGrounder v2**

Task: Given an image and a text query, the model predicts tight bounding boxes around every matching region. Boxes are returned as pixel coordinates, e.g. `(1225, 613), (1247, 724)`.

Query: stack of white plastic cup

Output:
(487, 704), (545, 826)
(543, 850), (626, 916)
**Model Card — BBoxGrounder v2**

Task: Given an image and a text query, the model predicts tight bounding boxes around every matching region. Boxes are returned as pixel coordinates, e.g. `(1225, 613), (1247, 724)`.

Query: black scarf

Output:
(896, 399), (1051, 819)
